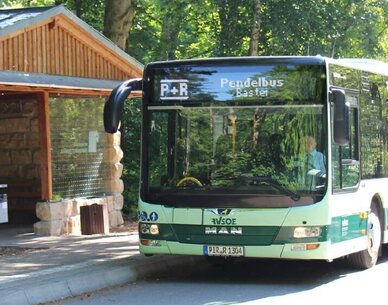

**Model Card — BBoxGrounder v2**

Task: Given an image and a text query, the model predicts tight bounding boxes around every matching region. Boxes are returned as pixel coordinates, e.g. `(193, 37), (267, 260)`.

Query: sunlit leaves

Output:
(0, 0), (55, 8)
(4, 0), (387, 61)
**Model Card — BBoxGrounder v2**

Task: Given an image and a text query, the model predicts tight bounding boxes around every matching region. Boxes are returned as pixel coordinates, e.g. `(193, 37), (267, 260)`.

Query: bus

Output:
(104, 56), (388, 269)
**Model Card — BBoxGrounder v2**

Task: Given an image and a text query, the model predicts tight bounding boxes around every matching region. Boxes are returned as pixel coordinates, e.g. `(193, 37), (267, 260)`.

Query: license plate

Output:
(204, 245), (244, 257)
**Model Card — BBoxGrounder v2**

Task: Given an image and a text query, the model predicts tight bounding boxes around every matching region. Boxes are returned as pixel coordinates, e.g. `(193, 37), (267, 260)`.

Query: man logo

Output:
(205, 227), (243, 235)
(160, 79), (189, 100)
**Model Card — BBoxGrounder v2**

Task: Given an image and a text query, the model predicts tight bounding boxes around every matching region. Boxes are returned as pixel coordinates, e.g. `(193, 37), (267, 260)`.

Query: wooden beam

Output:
(0, 84), (113, 96)
(36, 91), (52, 201)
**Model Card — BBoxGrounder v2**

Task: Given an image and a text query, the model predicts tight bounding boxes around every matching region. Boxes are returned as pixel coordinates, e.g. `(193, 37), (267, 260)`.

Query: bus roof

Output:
(146, 56), (326, 68)
(328, 58), (388, 76)
(146, 56), (388, 77)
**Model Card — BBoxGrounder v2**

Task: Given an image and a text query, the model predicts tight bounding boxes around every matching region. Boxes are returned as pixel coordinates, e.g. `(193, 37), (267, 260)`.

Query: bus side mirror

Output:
(104, 78), (142, 133)
(332, 88), (350, 145)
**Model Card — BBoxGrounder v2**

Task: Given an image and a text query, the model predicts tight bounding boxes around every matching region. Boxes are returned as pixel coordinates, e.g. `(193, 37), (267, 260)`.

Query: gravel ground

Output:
(109, 218), (138, 234)
(0, 246), (40, 257)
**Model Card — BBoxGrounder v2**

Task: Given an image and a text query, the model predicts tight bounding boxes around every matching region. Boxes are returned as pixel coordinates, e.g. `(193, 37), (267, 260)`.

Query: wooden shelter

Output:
(0, 5), (143, 234)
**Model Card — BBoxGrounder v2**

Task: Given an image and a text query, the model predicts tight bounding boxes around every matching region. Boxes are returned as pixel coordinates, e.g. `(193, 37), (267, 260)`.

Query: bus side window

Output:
(332, 99), (360, 190)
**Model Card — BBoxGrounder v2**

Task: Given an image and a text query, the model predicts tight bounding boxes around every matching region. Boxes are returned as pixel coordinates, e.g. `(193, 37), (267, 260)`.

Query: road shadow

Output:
(140, 245), (388, 304)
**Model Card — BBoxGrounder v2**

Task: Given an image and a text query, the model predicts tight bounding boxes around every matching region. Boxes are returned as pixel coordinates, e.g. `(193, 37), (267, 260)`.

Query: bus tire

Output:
(347, 203), (381, 269)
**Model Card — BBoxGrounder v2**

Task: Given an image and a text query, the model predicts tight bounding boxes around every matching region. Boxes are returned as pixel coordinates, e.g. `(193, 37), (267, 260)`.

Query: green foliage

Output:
(120, 98), (142, 214)
(126, 0), (387, 62)
(0, 0), (55, 7)
(65, 0), (105, 32)
(3, 0), (387, 60)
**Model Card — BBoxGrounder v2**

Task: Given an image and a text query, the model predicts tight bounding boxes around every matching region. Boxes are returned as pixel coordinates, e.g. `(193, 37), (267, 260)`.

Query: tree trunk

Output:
(74, 0), (82, 18)
(248, 0), (261, 56)
(103, 0), (135, 50)
(217, 0), (228, 56)
(159, 1), (187, 60)
(160, 14), (180, 60)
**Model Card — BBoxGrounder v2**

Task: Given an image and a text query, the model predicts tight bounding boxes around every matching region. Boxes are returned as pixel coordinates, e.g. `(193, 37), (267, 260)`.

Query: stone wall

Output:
(102, 132), (124, 194)
(0, 95), (41, 223)
(34, 194), (124, 235)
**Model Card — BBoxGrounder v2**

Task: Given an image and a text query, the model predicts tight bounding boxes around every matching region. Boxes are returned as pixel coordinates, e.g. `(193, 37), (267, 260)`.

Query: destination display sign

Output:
(150, 63), (325, 104)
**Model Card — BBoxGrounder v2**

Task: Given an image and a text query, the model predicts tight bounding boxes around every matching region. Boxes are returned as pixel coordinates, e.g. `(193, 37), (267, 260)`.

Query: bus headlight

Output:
(150, 224), (160, 235)
(140, 223), (160, 235)
(293, 227), (322, 238)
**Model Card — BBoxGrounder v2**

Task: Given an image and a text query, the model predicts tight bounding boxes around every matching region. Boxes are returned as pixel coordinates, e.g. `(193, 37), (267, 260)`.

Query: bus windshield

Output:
(141, 60), (327, 208)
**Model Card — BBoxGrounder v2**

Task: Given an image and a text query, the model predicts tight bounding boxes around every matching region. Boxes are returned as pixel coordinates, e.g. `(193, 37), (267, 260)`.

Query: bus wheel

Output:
(347, 203), (381, 269)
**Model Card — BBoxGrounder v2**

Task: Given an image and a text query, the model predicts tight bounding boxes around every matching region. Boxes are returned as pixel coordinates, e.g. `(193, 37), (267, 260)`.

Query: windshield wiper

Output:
(244, 176), (301, 201)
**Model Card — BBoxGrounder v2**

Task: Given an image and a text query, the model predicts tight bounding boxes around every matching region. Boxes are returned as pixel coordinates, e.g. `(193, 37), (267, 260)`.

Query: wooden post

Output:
(37, 91), (52, 200)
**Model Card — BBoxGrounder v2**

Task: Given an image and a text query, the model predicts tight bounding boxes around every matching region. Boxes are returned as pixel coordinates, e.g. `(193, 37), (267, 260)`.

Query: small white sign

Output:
(160, 79), (189, 100)
(0, 201), (8, 223)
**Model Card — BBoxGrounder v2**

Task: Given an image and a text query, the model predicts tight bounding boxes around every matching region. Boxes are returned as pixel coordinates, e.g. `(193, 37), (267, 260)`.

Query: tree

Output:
(330, 0), (388, 59)
(0, 0), (55, 7)
(2, 0), (387, 60)
(214, 0), (252, 56)
(158, 0), (188, 60)
(103, 0), (135, 50)
(249, 0), (261, 56)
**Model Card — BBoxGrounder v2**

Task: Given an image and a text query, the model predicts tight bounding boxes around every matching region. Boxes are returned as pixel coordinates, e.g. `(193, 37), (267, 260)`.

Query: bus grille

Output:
(172, 224), (280, 246)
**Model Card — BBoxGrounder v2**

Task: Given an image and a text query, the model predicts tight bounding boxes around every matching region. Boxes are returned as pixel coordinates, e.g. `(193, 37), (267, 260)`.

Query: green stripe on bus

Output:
(140, 215), (369, 246)
(329, 214), (368, 244)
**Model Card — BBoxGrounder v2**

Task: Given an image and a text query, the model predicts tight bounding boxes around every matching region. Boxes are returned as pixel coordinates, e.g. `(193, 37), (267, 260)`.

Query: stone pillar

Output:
(102, 131), (124, 227)
(107, 193), (124, 227)
(34, 200), (73, 235)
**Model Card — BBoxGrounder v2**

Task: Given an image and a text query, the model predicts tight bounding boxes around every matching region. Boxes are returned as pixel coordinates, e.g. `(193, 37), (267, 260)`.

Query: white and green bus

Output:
(104, 56), (388, 269)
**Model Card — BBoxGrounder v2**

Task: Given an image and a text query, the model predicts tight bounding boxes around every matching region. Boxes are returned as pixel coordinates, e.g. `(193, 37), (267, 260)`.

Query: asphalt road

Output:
(50, 245), (388, 305)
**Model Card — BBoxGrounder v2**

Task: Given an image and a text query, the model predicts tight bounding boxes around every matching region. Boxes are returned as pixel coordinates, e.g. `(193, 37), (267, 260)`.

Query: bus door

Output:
(331, 89), (360, 191)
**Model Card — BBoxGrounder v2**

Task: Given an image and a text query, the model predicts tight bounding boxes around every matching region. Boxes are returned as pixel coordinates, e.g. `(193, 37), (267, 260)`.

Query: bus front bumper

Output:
(139, 240), (334, 260)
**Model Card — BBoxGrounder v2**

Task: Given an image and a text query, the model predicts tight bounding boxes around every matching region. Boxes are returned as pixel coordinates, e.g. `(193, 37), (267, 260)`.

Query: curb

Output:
(0, 254), (204, 305)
